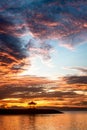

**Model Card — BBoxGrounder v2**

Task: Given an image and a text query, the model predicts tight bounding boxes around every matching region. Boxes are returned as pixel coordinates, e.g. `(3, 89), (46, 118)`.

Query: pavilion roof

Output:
(28, 101), (37, 105)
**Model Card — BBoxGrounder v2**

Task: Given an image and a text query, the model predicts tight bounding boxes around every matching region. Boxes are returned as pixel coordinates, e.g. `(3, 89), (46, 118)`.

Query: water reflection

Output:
(28, 115), (36, 130)
(0, 112), (87, 130)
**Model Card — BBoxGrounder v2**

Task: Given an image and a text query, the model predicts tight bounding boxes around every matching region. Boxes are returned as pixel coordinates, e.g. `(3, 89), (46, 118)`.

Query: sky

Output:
(0, 0), (87, 108)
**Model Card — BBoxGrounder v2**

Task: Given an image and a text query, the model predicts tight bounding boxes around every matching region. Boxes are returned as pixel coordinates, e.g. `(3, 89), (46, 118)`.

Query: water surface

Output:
(0, 112), (87, 130)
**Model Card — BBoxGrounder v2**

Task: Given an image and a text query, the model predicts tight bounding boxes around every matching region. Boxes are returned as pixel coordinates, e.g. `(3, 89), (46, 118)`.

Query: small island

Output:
(0, 108), (63, 115)
(0, 101), (63, 115)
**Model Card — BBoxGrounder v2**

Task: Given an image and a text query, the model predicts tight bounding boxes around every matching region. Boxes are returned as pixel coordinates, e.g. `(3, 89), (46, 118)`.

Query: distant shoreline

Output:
(0, 108), (63, 115)
(58, 107), (87, 111)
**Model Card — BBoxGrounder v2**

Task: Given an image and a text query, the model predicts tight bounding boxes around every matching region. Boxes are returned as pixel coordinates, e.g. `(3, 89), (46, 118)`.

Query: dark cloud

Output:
(0, 85), (45, 99)
(0, 0), (87, 76)
(0, 34), (27, 58)
(45, 91), (78, 98)
(0, 84), (78, 100)
(74, 100), (87, 106)
(25, 0), (87, 47)
(80, 101), (87, 106)
(0, 34), (28, 75)
(63, 76), (87, 84)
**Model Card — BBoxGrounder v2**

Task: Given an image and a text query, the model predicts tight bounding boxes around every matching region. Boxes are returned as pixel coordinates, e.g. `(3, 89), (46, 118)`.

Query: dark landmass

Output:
(37, 106), (87, 111)
(0, 108), (63, 115)
(58, 107), (87, 111)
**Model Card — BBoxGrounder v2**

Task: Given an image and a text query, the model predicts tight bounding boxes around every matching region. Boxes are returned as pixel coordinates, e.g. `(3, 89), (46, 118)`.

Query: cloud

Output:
(0, 33), (30, 76)
(0, 75), (87, 107)
(80, 101), (87, 106)
(0, 83), (81, 100)
(26, 39), (53, 60)
(62, 76), (87, 84)
(25, 0), (87, 47)
(0, 85), (45, 99)
(71, 67), (87, 75)
(0, 0), (87, 108)
(0, 75), (52, 87)
(0, 76), (53, 99)
(0, 0), (87, 77)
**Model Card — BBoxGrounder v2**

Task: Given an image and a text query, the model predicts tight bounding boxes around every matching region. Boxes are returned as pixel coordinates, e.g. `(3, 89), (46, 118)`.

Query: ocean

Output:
(0, 112), (87, 130)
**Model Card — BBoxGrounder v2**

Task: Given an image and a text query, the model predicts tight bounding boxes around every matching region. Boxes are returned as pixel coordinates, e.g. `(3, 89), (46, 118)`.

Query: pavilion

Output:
(28, 101), (37, 108)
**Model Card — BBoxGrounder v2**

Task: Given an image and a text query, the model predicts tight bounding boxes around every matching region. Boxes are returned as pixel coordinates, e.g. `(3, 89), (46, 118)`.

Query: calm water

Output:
(0, 112), (87, 130)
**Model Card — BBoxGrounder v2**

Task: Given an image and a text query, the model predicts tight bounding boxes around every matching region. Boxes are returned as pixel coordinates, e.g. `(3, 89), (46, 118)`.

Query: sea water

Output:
(0, 111), (87, 130)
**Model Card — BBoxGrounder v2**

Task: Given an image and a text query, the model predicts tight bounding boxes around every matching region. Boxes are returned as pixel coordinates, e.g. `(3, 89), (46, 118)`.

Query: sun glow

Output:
(2, 98), (21, 101)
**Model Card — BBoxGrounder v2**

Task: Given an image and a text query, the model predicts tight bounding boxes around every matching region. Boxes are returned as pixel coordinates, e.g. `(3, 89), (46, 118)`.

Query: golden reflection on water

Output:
(0, 112), (87, 130)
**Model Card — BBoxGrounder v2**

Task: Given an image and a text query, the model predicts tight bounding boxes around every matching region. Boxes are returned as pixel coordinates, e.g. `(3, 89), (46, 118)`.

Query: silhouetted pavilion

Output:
(28, 101), (37, 108)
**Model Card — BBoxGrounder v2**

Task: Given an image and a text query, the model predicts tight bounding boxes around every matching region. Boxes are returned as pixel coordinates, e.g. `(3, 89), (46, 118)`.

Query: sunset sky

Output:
(0, 0), (87, 108)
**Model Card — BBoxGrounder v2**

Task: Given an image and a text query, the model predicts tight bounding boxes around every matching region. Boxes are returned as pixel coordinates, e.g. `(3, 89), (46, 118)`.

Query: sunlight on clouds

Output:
(19, 56), (56, 80)
(84, 92), (87, 96)
(74, 91), (84, 95)
(2, 98), (21, 101)
(0, 0), (87, 108)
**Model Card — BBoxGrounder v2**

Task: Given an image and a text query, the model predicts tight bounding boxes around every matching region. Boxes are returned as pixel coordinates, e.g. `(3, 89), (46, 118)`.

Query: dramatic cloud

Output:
(0, 85), (45, 99)
(0, 0), (87, 108)
(0, 74), (87, 107)
(0, 75), (53, 103)
(63, 76), (87, 84)
(0, 0), (87, 76)
(25, 0), (87, 48)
